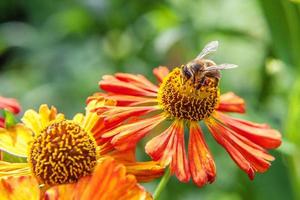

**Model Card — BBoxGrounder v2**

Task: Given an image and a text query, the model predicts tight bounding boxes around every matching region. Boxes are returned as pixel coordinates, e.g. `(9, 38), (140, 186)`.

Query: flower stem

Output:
(153, 167), (171, 200)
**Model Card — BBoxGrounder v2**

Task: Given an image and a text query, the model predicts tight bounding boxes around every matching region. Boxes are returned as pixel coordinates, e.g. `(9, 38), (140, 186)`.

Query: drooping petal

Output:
(0, 124), (33, 157)
(217, 92), (245, 113)
(0, 96), (21, 114)
(188, 122), (216, 187)
(146, 120), (190, 182)
(145, 123), (176, 165)
(22, 105), (64, 136)
(45, 157), (152, 200)
(0, 161), (31, 178)
(206, 115), (277, 180)
(153, 66), (169, 83)
(0, 175), (40, 200)
(215, 112), (281, 149)
(170, 120), (190, 182)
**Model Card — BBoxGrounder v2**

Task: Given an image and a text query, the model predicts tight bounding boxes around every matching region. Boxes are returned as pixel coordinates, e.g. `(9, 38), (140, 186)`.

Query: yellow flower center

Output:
(157, 68), (220, 121)
(28, 120), (98, 185)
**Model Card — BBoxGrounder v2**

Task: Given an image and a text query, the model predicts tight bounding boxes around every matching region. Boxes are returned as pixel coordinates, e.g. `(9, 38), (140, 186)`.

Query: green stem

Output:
(153, 167), (171, 200)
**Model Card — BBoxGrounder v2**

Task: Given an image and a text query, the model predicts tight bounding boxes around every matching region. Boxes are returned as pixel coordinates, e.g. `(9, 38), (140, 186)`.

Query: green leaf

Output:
(285, 79), (300, 200)
(3, 110), (17, 128)
(259, 0), (300, 69)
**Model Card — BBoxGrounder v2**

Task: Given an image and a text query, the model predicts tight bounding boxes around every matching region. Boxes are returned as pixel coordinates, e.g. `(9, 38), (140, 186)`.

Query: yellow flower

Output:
(0, 99), (163, 196)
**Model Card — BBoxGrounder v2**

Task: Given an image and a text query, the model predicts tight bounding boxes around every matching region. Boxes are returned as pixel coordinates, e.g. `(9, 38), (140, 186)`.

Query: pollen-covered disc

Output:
(28, 120), (98, 185)
(157, 68), (220, 121)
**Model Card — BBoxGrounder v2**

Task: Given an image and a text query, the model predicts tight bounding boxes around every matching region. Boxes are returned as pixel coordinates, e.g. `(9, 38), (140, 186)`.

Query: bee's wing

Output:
(205, 64), (238, 71)
(196, 41), (219, 60)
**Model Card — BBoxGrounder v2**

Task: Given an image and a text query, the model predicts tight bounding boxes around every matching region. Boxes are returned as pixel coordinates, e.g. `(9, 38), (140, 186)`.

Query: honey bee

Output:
(181, 41), (238, 89)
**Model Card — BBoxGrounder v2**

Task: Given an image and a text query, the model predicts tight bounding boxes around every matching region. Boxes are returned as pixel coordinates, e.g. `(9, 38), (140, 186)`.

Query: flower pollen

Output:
(157, 68), (220, 121)
(28, 120), (98, 185)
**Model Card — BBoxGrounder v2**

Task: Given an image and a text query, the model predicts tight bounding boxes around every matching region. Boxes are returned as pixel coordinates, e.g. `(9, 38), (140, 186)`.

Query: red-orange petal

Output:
(115, 73), (158, 93)
(217, 92), (245, 113)
(206, 116), (277, 180)
(0, 118), (4, 128)
(102, 106), (159, 128)
(145, 122), (177, 165)
(153, 66), (169, 83)
(0, 96), (21, 114)
(123, 161), (164, 182)
(170, 120), (190, 182)
(216, 112), (282, 149)
(99, 75), (157, 97)
(102, 114), (165, 151)
(103, 94), (157, 106)
(45, 157), (151, 200)
(146, 120), (190, 182)
(207, 122), (256, 179)
(188, 122), (216, 187)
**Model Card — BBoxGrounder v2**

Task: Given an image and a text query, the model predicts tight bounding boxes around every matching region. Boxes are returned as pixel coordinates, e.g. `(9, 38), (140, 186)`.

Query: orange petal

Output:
(170, 120), (190, 182)
(188, 122), (216, 187)
(46, 157), (152, 200)
(0, 96), (21, 114)
(153, 66), (169, 83)
(0, 175), (40, 199)
(115, 73), (158, 93)
(108, 148), (136, 163)
(102, 94), (157, 106)
(0, 124), (33, 157)
(101, 114), (165, 150)
(217, 92), (245, 113)
(99, 75), (157, 97)
(207, 122), (255, 179)
(145, 123), (176, 164)
(102, 106), (159, 128)
(123, 161), (164, 182)
(111, 115), (165, 151)
(206, 117), (276, 180)
(88, 92), (156, 106)
(216, 112), (282, 149)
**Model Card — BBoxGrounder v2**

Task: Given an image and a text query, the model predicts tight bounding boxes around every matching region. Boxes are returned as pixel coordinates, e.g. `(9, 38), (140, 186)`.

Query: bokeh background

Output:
(1, 0), (300, 199)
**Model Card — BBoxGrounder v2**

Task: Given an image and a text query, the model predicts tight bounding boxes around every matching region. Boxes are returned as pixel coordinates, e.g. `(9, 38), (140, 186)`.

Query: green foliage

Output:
(286, 80), (300, 200)
(3, 110), (17, 128)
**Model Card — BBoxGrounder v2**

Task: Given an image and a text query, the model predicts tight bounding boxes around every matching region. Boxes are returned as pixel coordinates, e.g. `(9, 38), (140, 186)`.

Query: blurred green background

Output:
(1, 0), (300, 199)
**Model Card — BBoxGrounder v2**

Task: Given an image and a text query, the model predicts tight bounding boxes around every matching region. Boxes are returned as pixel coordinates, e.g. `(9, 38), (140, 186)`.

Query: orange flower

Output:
(89, 66), (282, 187)
(0, 96), (21, 128)
(0, 101), (163, 197)
(0, 157), (151, 200)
